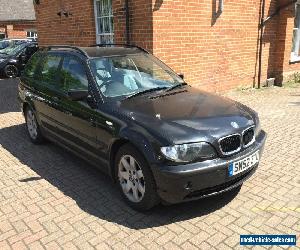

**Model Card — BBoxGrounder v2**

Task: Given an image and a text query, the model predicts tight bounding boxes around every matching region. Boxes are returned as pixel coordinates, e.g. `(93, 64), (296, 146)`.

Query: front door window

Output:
(60, 56), (89, 93)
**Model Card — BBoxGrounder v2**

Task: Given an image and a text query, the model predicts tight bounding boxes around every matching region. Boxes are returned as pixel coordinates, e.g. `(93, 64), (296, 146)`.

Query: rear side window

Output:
(60, 56), (88, 92)
(25, 45), (38, 56)
(38, 54), (62, 85)
(23, 53), (41, 78)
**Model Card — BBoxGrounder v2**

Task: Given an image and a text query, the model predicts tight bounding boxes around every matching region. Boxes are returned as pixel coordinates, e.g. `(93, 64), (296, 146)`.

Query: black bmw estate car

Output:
(19, 45), (266, 210)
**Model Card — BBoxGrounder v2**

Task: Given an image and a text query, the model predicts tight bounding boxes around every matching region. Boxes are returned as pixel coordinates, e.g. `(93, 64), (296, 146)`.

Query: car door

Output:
(30, 52), (64, 133)
(53, 55), (106, 166)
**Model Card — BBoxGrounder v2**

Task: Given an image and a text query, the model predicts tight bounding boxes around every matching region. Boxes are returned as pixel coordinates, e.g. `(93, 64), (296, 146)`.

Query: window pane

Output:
(90, 54), (184, 98)
(27, 31), (38, 39)
(292, 29), (300, 53)
(95, 0), (114, 42)
(39, 55), (61, 85)
(99, 34), (114, 44)
(61, 57), (88, 92)
(23, 53), (41, 78)
(25, 45), (38, 56)
(295, 5), (300, 28)
(291, 5), (300, 57)
(96, 0), (112, 16)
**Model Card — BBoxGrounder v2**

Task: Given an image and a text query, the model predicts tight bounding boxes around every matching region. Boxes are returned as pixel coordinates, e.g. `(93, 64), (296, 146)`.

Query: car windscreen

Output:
(0, 42), (28, 55)
(89, 53), (184, 98)
(0, 40), (10, 50)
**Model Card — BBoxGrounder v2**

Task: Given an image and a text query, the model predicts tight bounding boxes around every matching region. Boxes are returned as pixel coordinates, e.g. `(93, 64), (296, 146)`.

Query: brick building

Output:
(34, 0), (300, 91)
(0, 0), (37, 40)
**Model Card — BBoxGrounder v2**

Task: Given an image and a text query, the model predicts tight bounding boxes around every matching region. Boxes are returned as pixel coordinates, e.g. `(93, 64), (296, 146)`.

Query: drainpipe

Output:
(257, 0), (265, 89)
(4, 25), (8, 38)
(125, 0), (130, 44)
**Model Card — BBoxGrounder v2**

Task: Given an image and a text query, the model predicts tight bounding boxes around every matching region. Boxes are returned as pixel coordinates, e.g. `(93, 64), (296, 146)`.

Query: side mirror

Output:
(68, 89), (89, 101)
(86, 95), (97, 109)
(178, 73), (184, 80)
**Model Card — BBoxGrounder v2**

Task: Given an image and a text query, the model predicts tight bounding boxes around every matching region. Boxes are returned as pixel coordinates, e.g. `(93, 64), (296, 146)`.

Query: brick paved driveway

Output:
(0, 78), (299, 249)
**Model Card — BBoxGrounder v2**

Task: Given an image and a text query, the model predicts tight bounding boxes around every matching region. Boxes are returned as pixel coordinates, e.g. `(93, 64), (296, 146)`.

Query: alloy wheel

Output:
(26, 110), (38, 140)
(118, 155), (146, 203)
(5, 65), (18, 78)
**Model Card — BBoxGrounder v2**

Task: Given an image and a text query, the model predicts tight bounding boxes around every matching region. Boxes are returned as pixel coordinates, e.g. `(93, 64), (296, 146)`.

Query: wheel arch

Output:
(22, 102), (30, 116)
(110, 136), (161, 210)
(22, 100), (40, 127)
(7, 58), (18, 65)
(108, 131), (158, 181)
(109, 138), (130, 181)
(22, 100), (36, 116)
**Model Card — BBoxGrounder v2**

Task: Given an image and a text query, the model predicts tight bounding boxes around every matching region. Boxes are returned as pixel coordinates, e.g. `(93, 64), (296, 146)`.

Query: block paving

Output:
(0, 78), (299, 249)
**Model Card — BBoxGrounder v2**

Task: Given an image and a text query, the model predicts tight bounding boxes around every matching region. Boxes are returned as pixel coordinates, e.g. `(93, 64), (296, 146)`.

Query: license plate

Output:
(228, 151), (259, 177)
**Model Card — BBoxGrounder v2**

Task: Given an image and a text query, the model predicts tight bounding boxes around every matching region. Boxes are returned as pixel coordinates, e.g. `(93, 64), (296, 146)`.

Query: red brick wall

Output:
(34, 0), (96, 46)
(152, 0), (271, 91)
(35, 0), (300, 91)
(272, 3), (300, 84)
(151, 0), (300, 91)
(128, 0), (154, 52)
(0, 21), (36, 39)
(35, 0), (153, 50)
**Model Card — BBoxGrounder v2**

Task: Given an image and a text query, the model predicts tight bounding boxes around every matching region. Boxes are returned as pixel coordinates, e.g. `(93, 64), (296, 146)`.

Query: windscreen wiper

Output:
(166, 82), (187, 92)
(126, 87), (168, 99)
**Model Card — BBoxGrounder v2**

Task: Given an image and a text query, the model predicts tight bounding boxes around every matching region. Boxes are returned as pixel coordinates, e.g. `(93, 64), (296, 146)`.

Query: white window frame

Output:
(93, 0), (114, 44)
(291, 2), (300, 62)
(26, 30), (38, 40)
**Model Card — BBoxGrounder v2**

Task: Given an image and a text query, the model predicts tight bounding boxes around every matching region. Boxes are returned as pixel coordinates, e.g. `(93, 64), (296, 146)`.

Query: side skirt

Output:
(41, 127), (112, 178)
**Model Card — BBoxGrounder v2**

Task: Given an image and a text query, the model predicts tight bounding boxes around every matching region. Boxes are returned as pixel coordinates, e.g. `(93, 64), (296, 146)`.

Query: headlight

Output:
(0, 58), (5, 63)
(254, 115), (261, 137)
(161, 142), (216, 163)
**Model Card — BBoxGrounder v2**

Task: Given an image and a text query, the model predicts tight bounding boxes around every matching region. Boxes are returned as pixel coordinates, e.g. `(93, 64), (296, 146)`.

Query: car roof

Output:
(43, 45), (147, 59)
(19, 41), (38, 46)
(79, 47), (144, 58)
(1, 38), (31, 41)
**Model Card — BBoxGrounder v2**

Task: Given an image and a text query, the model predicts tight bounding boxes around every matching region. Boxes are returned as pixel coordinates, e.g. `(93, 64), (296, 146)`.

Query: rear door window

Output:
(23, 53), (41, 78)
(37, 54), (62, 87)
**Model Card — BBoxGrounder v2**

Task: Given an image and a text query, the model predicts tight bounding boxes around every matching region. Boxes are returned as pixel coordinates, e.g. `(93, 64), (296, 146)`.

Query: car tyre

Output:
(4, 64), (19, 78)
(25, 106), (44, 144)
(115, 144), (160, 211)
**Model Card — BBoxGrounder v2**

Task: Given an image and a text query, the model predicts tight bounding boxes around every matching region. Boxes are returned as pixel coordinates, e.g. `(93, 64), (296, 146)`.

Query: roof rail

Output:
(44, 45), (89, 57)
(90, 44), (149, 54)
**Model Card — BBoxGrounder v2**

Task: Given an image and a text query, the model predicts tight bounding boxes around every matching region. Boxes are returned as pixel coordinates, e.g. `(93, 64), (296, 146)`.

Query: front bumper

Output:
(152, 130), (267, 204)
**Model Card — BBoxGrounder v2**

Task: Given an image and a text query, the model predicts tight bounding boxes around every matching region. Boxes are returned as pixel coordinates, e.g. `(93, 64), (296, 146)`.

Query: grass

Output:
(236, 72), (300, 92)
(283, 72), (300, 88)
(236, 85), (265, 92)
